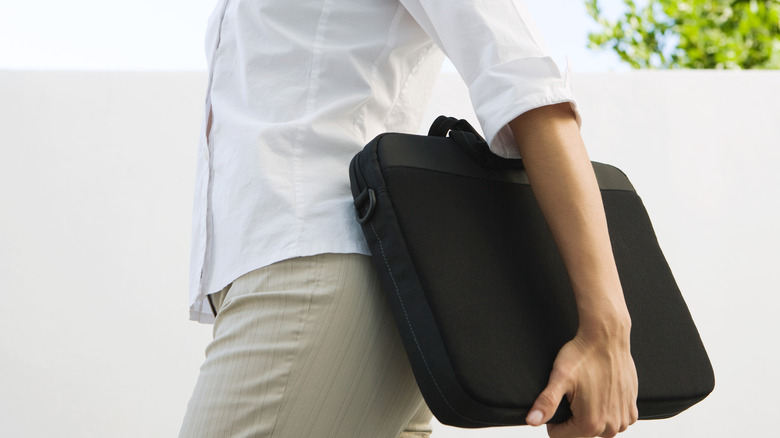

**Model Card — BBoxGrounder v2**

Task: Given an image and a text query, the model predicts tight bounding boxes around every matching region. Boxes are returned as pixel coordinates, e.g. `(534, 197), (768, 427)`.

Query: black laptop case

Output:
(348, 116), (714, 428)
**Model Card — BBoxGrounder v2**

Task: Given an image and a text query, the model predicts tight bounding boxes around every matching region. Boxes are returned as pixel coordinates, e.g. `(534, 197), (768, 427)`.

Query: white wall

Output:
(1, 70), (777, 437)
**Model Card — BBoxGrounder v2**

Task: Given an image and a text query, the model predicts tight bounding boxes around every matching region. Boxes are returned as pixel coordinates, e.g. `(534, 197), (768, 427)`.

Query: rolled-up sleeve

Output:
(399, 0), (581, 157)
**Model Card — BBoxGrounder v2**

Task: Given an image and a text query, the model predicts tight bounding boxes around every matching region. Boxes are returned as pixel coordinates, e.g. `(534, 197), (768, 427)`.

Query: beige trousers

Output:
(179, 253), (433, 437)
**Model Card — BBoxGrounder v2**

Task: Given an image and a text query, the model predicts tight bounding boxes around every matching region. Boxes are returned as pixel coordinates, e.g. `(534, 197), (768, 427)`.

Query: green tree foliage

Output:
(586, 0), (780, 68)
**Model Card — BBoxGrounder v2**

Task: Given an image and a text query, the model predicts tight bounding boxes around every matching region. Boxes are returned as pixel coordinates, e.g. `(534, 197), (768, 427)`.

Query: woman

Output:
(180, 1), (638, 437)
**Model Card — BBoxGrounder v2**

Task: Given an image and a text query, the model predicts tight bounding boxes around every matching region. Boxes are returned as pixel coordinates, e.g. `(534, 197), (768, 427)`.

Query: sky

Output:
(0, 0), (632, 73)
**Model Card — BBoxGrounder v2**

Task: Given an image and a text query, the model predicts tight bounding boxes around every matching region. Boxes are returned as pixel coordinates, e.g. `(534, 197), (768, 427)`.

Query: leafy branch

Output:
(586, 0), (780, 69)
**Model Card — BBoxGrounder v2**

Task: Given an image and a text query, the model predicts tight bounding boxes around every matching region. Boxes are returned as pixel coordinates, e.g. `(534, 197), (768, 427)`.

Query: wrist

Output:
(576, 299), (632, 344)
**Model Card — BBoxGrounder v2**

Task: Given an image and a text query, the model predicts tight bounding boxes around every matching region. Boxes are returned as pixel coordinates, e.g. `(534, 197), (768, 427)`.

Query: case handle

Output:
(429, 116), (524, 170)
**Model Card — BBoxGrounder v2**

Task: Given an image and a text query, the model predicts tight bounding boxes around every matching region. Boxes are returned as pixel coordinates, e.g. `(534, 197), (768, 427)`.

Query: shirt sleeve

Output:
(398, 0), (581, 158)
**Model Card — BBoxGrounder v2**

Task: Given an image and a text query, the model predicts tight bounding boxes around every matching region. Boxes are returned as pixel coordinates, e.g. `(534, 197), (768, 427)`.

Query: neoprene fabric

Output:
(349, 117), (714, 427)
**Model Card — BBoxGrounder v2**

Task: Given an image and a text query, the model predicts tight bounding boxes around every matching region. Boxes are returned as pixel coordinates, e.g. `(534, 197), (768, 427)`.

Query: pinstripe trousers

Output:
(179, 253), (433, 437)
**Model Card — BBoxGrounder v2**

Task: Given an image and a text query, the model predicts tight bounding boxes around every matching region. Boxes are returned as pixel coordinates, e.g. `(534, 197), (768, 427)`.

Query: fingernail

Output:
(527, 409), (544, 426)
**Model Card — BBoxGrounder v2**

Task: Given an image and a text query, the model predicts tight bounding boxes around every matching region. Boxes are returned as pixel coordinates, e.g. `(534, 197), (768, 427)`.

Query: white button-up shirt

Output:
(189, 0), (580, 322)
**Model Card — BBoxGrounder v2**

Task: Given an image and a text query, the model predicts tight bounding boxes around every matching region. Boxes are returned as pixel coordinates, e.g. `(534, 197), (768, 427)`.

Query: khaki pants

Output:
(179, 253), (432, 437)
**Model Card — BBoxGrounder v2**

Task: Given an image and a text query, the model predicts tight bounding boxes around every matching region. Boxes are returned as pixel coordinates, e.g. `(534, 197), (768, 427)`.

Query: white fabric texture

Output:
(189, 0), (579, 322)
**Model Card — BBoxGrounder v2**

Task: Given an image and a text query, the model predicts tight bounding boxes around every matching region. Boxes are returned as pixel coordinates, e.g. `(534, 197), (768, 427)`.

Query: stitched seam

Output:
(383, 42), (438, 127)
(355, 3), (405, 141)
(368, 222), (503, 426)
(382, 165), (636, 193)
(268, 257), (320, 436)
(291, 0), (334, 253)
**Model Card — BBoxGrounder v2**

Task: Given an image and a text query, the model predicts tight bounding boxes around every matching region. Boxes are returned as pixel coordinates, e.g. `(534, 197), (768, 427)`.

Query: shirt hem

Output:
(188, 242), (371, 324)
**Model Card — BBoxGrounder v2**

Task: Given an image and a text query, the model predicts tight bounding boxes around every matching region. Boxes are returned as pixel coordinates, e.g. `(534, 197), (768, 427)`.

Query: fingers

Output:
(548, 419), (621, 438)
(528, 334), (638, 437)
(527, 371), (569, 426)
(544, 404), (637, 438)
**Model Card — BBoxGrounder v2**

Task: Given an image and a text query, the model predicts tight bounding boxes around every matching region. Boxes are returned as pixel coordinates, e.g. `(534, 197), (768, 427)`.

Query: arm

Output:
(508, 103), (638, 438)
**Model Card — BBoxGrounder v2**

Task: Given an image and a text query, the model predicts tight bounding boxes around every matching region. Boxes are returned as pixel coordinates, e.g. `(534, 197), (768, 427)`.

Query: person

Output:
(179, 1), (638, 437)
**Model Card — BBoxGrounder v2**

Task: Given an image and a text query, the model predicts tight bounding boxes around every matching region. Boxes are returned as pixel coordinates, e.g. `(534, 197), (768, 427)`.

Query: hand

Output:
(526, 330), (638, 438)
(509, 104), (638, 436)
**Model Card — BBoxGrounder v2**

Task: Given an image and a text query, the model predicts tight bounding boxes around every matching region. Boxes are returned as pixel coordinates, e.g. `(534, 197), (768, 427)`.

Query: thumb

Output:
(526, 374), (569, 427)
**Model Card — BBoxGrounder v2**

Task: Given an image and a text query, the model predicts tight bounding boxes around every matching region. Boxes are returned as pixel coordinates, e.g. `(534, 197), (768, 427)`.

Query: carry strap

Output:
(428, 116), (483, 139)
(428, 115), (523, 170)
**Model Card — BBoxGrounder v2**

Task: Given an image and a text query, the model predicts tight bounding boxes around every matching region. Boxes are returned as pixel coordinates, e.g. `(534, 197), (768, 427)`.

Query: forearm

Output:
(508, 103), (630, 336)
